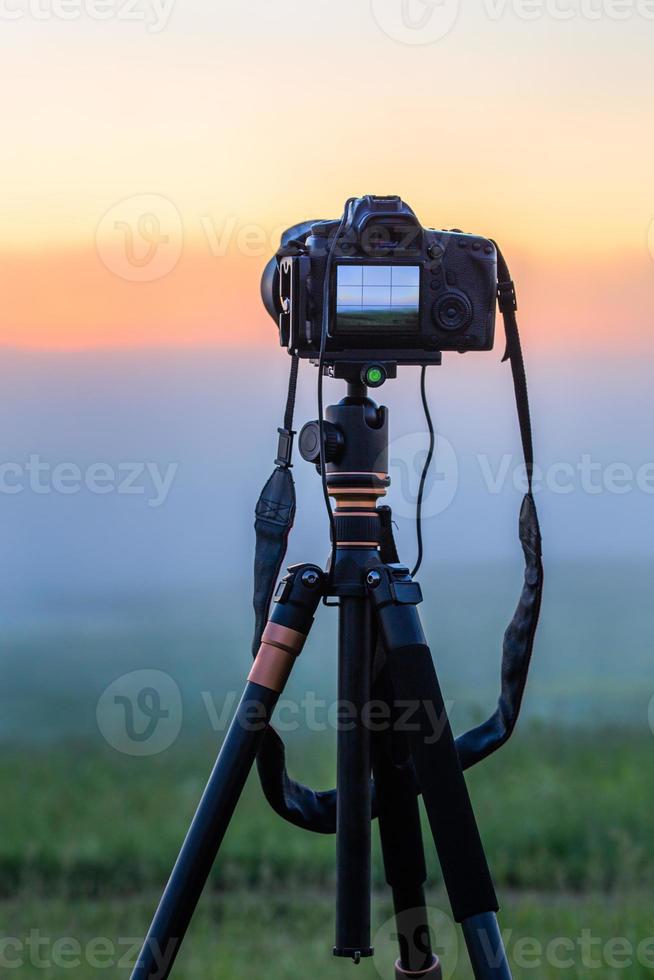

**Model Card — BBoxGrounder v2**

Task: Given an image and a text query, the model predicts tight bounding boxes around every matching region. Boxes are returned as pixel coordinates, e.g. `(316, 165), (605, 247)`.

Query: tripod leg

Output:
(371, 705), (441, 980)
(368, 565), (512, 980)
(129, 563), (324, 980)
(334, 596), (374, 962)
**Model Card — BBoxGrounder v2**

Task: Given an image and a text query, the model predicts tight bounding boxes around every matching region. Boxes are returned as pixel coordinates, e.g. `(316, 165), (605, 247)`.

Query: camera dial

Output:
(432, 290), (473, 333)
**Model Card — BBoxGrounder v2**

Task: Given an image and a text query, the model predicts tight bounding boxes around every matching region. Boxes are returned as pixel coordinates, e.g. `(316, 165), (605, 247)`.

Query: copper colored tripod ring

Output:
(248, 623), (307, 693)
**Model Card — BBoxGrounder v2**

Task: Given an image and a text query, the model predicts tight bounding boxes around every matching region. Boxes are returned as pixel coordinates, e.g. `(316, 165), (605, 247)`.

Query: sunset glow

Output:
(2, 2), (653, 350)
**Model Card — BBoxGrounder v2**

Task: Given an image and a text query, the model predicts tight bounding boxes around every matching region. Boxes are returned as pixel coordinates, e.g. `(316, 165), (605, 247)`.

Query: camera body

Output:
(261, 195), (497, 366)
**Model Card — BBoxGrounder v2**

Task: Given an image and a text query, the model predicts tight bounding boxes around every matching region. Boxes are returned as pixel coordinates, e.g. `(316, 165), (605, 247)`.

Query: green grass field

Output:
(4, 889), (653, 979)
(2, 727), (653, 978)
(336, 308), (419, 332)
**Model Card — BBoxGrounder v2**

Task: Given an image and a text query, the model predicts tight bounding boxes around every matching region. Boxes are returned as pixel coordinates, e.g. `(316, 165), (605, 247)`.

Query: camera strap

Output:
(249, 248), (543, 832)
(250, 355), (299, 660)
(251, 352), (342, 832)
(454, 243), (543, 768)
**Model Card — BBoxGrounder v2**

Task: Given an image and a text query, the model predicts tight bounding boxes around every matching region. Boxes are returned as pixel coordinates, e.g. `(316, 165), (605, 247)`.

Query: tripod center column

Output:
(325, 391), (390, 552)
(324, 387), (390, 961)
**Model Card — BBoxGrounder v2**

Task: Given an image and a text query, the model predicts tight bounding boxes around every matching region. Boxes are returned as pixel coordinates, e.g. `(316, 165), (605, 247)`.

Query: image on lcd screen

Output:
(335, 265), (420, 333)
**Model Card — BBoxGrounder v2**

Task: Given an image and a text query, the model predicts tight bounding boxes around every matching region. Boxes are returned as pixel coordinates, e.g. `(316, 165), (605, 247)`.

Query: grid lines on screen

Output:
(335, 264), (420, 333)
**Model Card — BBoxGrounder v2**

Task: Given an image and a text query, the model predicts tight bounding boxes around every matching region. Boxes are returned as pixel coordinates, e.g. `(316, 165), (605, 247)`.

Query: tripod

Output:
(129, 378), (516, 980)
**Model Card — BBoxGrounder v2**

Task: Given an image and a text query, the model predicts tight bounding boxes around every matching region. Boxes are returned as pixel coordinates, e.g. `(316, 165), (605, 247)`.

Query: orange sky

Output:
(2, 4), (653, 351)
(0, 241), (650, 353)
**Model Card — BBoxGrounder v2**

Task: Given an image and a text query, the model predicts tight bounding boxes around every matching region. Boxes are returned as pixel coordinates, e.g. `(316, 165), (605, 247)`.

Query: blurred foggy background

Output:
(2, 347), (651, 744)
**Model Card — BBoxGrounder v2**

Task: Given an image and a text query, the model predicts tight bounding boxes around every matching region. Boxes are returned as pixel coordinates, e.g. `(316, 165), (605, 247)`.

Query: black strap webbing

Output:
(251, 355), (298, 660)
(249, 249), (544, 832)
(455, 244), (543, 768)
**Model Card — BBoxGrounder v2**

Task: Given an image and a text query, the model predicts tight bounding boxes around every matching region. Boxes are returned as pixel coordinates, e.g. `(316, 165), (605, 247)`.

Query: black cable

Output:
(411, 365), (435, 578)
(318, 199), (356, 588)
(317, 349), (335, 585)
(283, 354), (299, 434)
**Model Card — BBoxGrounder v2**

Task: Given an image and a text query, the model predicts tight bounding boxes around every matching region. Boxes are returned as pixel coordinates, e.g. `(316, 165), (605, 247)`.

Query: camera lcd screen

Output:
(335, 265), (420, 333)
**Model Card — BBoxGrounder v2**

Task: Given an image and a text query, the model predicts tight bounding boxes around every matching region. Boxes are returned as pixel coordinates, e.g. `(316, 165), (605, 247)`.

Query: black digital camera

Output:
(261, 195), (497, 368)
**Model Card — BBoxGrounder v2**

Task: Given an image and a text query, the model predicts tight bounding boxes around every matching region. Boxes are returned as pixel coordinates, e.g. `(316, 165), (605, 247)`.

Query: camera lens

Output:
(260, 256), (281, 322)
(432, 290), (473, 333)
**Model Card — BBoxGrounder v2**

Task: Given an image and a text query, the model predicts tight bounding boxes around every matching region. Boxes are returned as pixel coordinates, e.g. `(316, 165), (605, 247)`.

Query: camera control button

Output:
(432, 291), (473, 333)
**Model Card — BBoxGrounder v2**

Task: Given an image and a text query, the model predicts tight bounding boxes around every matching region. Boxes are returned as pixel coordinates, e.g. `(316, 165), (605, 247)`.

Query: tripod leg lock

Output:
(249, 563), (324, 693)
(367, 563), (423, 608)
(366, 564), (427, 651)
